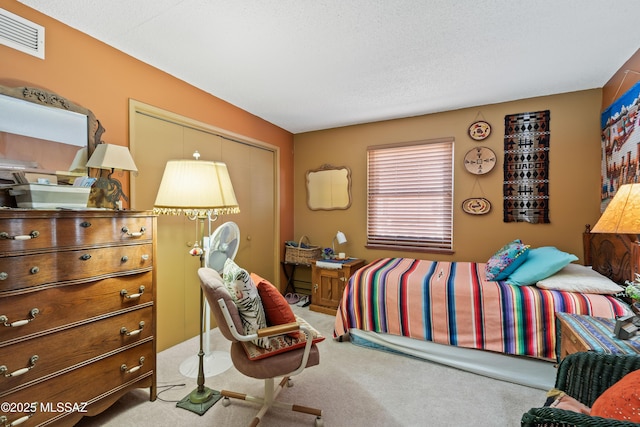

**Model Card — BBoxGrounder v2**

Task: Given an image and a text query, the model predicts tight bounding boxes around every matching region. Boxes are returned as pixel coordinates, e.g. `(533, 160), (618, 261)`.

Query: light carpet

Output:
(76, 305), (546, 426)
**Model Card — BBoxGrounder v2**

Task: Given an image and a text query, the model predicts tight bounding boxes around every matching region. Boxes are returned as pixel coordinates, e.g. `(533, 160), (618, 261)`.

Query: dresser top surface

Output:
(0, 209), (155, 219)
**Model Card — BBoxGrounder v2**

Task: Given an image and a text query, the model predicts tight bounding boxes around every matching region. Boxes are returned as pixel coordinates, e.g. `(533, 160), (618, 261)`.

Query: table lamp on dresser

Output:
(86, 143), (138, 209)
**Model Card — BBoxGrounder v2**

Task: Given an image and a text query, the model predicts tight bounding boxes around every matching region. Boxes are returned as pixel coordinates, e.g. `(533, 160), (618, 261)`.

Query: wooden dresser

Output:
(0, 210), (156, 426)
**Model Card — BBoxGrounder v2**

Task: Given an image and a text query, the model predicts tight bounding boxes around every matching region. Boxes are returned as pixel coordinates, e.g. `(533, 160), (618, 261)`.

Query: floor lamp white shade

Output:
(153, 155), (239, 411)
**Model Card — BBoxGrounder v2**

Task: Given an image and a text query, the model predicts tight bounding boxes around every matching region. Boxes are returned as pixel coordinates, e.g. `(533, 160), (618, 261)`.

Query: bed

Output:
(333, 229), (635, 389)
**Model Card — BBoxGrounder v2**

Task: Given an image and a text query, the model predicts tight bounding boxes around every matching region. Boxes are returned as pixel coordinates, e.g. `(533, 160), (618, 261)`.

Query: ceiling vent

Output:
(0, 8), (44, 59)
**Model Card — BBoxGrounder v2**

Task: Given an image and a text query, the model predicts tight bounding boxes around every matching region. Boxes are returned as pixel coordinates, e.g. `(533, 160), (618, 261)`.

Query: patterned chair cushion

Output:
(241, 316), (325, 360)
(223, 259), (270, 348)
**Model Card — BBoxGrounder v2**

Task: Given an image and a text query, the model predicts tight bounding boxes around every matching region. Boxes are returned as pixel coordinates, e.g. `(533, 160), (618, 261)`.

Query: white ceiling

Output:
(17, 0), (640, 134)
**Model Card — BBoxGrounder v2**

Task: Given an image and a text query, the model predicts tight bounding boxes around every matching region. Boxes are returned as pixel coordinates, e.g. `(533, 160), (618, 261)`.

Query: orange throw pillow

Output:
(251, 273), (296, 326)
(591, 369), (640, 422)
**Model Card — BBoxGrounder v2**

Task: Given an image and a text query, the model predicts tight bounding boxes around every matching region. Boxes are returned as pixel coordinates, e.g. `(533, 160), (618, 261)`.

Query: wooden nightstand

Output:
(556, 312), (640, 361)
(310, 258), (365, 315)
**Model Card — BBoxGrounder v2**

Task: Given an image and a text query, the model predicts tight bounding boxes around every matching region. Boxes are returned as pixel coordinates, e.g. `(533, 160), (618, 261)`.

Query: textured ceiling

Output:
(17, 0), (640, 133)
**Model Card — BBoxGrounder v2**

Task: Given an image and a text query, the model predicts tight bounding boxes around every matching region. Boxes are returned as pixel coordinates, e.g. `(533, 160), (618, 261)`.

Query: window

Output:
(367, 138), (454, 252)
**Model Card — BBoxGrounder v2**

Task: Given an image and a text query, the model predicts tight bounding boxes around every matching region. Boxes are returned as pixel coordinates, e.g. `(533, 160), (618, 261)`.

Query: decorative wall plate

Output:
(468, 120), (491, 141)
(462, 197), (491, 215)
(463, 146), (497, 175)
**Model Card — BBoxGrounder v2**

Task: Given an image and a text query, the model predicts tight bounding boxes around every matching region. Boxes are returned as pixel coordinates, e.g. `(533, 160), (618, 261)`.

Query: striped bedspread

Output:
(334, 258), (629, 360)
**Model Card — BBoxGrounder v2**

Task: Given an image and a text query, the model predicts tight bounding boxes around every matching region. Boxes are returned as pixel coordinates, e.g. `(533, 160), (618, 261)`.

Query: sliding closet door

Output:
(221, 139), (275, 278)
(130, 102), (278, 351)
(181, 130), (277, 278)
(131, 112), (194, 351)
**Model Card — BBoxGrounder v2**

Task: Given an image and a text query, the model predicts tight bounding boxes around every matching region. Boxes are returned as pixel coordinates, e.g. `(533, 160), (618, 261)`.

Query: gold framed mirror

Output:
(0, 84), (104, 177)
(306, 164), (352, 210)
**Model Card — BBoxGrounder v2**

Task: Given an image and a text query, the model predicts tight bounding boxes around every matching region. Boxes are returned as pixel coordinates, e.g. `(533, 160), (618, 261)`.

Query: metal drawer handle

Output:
(80, 221), (91, 228)
(0, 309), (39, 327)
(0, 355), (38, 377)
(121, 356), (145, 374)
(141, 254), (149, 261)
(80, 254), (92, 261)
(0, 414), (34, 427)
(121, 256), (129, 263)
(120, 321), (145, 336)
(30, 266), (39, 274)
(0, 230), (39, 240)
(0, 272), (6, 280)
(120, 286), (145, 299)
(122, 226), (146, 237)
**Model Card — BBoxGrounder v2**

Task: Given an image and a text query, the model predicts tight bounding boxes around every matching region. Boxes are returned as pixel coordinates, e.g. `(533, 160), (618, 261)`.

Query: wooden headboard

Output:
(583, 224), (636, 285)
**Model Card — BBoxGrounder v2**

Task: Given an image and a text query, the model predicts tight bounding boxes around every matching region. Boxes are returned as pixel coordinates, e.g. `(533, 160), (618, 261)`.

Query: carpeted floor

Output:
(76, 305), (545, 426)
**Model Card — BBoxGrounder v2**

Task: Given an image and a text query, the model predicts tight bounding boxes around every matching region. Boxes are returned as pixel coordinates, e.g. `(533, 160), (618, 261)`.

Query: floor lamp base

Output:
(179, 351), (233, 378)
(176, 386), (222, 415)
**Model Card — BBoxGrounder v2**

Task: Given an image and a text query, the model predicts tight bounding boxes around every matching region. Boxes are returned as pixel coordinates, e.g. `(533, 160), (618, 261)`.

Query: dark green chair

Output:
(521, 352), (640, 427)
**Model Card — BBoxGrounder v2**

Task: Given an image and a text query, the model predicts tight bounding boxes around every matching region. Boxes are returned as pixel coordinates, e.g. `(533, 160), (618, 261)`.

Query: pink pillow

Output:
(251, 273), (296, 327)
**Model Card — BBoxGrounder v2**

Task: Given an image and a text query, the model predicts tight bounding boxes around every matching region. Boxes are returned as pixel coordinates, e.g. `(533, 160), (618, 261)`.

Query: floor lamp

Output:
(179, 224), (233, 379)
(153, 155), (240, 415)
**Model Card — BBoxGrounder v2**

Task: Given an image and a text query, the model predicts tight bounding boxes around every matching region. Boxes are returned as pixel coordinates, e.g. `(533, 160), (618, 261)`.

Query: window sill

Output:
(365, 244), (454, 255)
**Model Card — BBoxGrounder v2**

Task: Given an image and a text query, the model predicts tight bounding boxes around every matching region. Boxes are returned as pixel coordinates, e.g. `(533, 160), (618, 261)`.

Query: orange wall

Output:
(292, 50), (640, 267)
(0, 1), (294, 260)
(293, 47), (640, 266)
(293, 90), (603, 265)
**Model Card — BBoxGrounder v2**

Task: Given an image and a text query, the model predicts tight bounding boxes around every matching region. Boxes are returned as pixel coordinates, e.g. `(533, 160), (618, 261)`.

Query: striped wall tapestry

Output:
(503, 110), (551, 223)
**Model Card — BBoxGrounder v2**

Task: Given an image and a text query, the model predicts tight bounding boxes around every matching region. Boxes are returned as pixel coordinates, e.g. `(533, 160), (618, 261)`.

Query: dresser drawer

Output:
(0, 244), (153, 292)
(0, 216), (153, 255)
(0, 307), (154, 394)
(0, 272), (153, 345)
(0, 341), (154, 426)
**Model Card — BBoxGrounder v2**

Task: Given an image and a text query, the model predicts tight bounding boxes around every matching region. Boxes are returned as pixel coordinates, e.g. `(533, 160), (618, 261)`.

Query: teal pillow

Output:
(485, 239), (530, 281)
(504, 246), (578, 286)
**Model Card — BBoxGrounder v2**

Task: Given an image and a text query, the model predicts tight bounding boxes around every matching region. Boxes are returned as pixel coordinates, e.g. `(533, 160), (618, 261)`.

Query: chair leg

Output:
(220, 376), (323, 426)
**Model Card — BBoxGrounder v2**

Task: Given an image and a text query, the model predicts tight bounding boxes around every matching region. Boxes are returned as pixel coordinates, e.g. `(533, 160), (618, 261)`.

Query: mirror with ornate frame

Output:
(0, 84), (104, 179)
(306, 164), (352, 210)
(0, 83), (119, 207)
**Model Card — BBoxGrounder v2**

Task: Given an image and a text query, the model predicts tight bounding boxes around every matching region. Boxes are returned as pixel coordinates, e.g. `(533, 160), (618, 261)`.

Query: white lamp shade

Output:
(592, 183), (640, 233)
(68, 147), (87, 173)
(86, 143), (138, 172)
(336, 231), (347, 244)
(153, 159), (240, 216)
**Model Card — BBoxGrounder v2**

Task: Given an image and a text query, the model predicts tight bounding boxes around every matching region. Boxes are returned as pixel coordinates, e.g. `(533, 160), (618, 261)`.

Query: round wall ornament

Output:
(462, 197), (491, 215)
(463, 146), (497, 175)
(468, 120), (491, 141)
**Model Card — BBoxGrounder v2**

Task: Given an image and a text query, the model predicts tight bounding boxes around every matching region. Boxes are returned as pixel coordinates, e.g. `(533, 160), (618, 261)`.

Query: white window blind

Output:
(367, 138), (454, 252)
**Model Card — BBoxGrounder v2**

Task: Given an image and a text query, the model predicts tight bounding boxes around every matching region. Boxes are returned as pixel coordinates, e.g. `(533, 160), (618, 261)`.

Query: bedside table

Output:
(556, 312), (640, 361)
(310, 258), (365, 315)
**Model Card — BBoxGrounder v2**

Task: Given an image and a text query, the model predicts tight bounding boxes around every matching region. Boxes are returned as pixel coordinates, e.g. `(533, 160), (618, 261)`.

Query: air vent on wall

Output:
(0, 8), (44, 59)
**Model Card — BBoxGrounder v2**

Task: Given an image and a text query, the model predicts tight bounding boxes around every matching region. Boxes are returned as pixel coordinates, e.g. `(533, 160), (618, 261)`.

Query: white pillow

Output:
(222, 259), (270, 348)
(535, 263), (624, 294)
